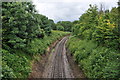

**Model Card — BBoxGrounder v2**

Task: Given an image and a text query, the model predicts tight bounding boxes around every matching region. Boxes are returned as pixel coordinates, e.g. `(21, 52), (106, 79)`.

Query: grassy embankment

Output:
(67, 36), (119, 78)
(2, 30), (70, 78)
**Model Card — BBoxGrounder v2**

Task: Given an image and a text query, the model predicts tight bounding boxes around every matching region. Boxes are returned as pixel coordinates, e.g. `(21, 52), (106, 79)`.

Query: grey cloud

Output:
(42, 2), (87, 22)
(33, 1), (118, 23)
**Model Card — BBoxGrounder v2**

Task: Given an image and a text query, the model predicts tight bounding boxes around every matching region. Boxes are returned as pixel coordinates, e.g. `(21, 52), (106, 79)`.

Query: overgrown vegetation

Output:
(2, 30), (69, 78)
(67, 4), (120, 78)
(2, 2), (56, 51)
(72, 5), (120, 50)
(2, 2), (69, 78)
(67, 37), (120, 78)
(2, 1), (120, 79)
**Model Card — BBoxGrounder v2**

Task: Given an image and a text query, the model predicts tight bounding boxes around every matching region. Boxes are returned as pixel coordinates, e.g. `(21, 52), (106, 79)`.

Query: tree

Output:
(57, 21), (73, 31)
(56, 25), (64, 31)
(2, 2), (54, 50)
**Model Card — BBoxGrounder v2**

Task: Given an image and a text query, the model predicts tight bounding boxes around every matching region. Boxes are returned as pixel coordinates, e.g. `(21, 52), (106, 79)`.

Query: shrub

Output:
(67, 36), (120, 78)
(2, 49), (31, 78)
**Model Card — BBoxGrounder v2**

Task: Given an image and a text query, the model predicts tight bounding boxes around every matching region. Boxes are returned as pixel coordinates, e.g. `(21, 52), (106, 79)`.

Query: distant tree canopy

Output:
(55, 21), (73, 32)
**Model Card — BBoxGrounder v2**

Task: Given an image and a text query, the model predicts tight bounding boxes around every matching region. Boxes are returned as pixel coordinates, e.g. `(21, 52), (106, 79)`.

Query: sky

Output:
(32, 0), (118, 23)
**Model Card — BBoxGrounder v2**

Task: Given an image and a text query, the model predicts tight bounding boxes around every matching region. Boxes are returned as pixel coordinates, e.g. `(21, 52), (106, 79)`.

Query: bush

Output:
(67, 36), (120, 78)
(2, 49), (31, 78)
(26, 30), (70, 55)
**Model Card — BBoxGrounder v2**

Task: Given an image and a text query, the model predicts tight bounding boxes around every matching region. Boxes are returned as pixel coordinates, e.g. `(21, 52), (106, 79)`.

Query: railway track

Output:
(42, 37), (74, 78)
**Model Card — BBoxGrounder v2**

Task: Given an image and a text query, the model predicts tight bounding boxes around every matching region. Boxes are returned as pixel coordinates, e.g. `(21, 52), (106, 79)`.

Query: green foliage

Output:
(67, 37), (120, 78)
(35, 14), (54, 35)
(2, 2), (53, 50)
(2, 49), (31, 78)
(26, 30), (69, 55)
(2, 30), (69, 78)
(2, 2), (69, 79)
(72, 5), (119, 50)
(81, 47), (120, 78)
(56, 21), (73, 31)
(56, 25), (64, 31)
(68, 5), (119, 78)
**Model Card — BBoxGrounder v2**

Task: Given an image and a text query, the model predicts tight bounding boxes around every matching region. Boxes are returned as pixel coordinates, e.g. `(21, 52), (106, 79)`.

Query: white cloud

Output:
(32, 0), (118, 22)
(33, 0), (118, 3)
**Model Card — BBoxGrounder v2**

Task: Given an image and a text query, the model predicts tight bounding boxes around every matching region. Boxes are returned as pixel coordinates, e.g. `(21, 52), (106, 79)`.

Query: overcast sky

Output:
(32, 0), (118, 23)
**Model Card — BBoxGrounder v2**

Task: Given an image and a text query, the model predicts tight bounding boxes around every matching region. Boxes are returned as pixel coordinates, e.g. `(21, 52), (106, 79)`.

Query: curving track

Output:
(42, 37), (74, 78)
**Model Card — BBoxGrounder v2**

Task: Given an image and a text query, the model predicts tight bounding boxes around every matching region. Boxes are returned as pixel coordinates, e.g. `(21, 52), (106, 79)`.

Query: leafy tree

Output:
(2, 2), (54, 50)
(49, 19), (56, 30)
(72, 4), (119, 50)
(2, 2), (29, 49)
(73, 5), (98, 40)
(56, 25), (64, 31)
(57, 21), (73, 31)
